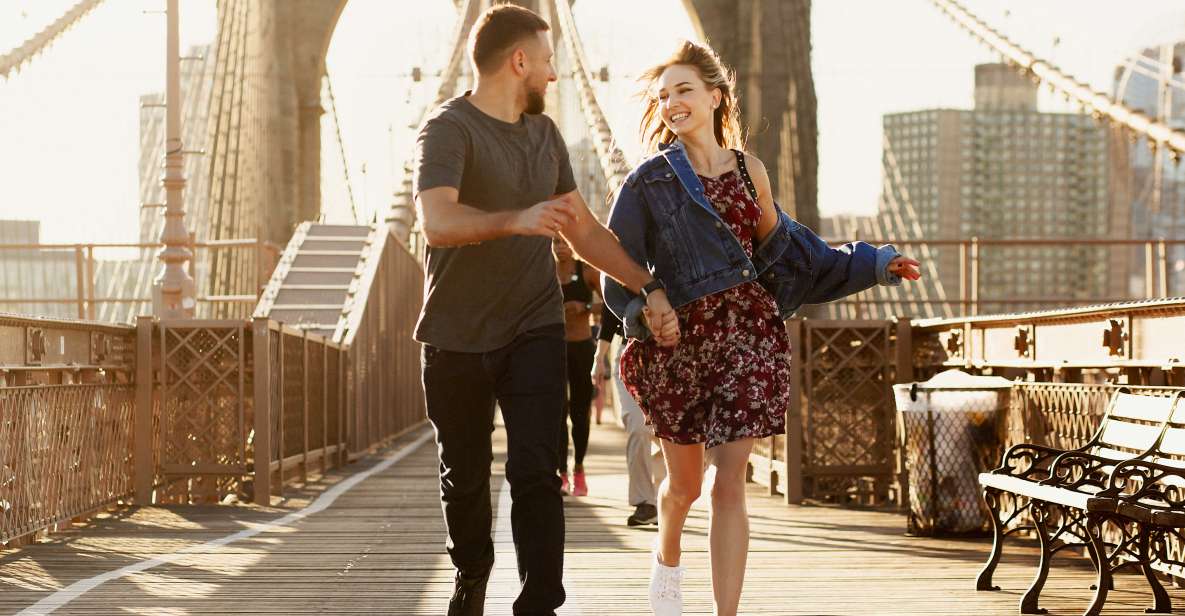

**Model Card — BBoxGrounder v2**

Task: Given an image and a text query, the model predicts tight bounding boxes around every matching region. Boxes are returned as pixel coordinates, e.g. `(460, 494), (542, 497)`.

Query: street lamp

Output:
(152, 0), (196, 318)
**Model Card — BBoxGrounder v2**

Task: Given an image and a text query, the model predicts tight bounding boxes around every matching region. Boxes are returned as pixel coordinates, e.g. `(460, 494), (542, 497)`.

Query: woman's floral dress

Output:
(621, 169), (791, 449)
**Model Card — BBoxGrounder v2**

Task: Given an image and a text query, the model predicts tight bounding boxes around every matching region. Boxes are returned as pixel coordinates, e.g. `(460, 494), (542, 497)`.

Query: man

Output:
(412, 5), (679, 615)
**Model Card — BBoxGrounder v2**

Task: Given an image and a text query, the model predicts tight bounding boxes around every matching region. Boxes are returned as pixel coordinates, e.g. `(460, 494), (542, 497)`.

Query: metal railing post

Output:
(970, 237), (980, 316)
(251, 317), (272, 505)
(322, 338), (329, 474)
(134, 316), (155, 504)
(1158, 239), (1169, 297)
(959, 241), (969, 317)
(86, 245), (96, 320)
(1146, 241), (1156, 298)
(302, 329), (309, 482)
(894, 317), (913, 508)
(786, 318), (804, 505)
(74, 245), (86, 319)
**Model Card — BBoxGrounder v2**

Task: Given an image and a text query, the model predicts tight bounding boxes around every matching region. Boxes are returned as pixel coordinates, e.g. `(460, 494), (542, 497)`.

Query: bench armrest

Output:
(1101, 458), (1185, 510)
(1042, 450), (1126, 490)
(992, 443), (1070, 480)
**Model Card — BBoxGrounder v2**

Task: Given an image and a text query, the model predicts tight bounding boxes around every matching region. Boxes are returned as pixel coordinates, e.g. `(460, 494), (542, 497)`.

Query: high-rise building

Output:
(1112, 40), (1185, 295)
(0, 220), (81, 319)
(875, 63), (1121, 312)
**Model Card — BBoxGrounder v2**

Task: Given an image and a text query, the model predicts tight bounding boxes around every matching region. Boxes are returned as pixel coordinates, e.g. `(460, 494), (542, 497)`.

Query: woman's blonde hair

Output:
(637, 40), (745, 155)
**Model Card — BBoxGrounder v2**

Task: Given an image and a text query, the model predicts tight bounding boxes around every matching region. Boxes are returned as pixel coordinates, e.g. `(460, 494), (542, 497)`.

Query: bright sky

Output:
(2, 0), (1184, 245)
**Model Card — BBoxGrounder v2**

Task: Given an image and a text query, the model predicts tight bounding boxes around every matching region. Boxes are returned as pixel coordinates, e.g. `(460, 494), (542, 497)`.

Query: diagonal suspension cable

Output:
(881, 133), (953, 318)
(551, 0), (631, 218)
(389, 0), (480, 241)
(325, 70), (360, 224)
(931, 0), (1185, 158)
(0, 0), (105, 79)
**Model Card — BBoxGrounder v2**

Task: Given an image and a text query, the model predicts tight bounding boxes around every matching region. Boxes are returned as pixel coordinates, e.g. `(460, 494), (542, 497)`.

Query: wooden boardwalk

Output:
(4, 421), (1185, 615)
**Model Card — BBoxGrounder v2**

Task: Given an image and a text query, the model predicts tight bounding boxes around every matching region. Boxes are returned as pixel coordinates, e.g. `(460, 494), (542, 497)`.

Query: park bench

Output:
(976, 389), (1185, 615)
(1084, 398), (1185, 615)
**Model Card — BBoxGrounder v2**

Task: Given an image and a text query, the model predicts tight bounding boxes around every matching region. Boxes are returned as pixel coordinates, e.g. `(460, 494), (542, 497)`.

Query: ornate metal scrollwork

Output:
(1102, 319), (1128, 358)
(945, 328), (964, 359)
(1013, 324), (1034, 359)
(26, 327), (47, 364)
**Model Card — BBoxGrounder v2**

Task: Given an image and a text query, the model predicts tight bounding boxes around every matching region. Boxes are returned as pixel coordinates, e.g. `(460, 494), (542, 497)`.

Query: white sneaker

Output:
(649, 551), (684, 615)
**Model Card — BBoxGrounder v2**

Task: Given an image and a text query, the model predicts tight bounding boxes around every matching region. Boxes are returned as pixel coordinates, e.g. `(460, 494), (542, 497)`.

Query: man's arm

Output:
(560, 189), (680, 346)
(416, 186), (575, 247)
(558, 190), (653, 294)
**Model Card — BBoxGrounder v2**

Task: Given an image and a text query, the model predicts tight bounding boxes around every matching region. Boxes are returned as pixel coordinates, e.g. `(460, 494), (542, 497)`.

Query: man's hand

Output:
(889, 256), (922, 281)
(642, 290), (680, 348)
(510, 195), (578, 239)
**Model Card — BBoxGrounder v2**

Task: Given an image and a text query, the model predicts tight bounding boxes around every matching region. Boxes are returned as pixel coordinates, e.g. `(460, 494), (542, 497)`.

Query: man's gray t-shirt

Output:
(412, 94), (577, 352)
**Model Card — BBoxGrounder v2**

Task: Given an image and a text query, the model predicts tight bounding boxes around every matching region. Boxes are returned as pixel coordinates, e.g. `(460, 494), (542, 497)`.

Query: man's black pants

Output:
(422, 324), (567, 615)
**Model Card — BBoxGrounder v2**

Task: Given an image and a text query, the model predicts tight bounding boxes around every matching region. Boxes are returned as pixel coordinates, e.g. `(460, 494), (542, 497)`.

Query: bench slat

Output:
(1099, 420), (1164, 451)
(1109, 393), (1177, 422)
(979, 474), (1093, 509)
(1087, 446), (1142, 461)
(1157, 428), (1185, 457)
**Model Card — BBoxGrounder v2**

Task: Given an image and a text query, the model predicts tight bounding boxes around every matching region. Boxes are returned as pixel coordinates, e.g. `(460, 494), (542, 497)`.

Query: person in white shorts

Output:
(595, 303), (657, 526)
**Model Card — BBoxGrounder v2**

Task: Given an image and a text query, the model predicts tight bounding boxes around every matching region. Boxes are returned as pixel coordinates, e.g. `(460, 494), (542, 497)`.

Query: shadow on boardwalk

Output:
(3, 423), (1185, 614)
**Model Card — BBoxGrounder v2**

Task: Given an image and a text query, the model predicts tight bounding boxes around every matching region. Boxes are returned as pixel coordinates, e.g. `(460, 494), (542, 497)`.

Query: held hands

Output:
(513, 194), (579, 239)
(888, 256), (922, 281)
(641, 289), (680, 348)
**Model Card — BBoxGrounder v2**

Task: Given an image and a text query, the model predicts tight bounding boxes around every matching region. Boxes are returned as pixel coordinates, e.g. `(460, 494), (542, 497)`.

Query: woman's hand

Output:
(592, 340), (612, 381)
(888, 256), (922, 281)
(642, 290), (680, 347)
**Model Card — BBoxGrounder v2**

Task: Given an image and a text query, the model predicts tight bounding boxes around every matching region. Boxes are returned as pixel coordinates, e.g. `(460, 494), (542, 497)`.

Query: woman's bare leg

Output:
(707, 438), (754, 615)
(657, 439), (706, 566)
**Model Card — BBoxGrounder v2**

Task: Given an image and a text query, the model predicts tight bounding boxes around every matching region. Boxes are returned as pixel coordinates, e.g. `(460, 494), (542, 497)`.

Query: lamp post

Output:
(153, 0), (196, 318)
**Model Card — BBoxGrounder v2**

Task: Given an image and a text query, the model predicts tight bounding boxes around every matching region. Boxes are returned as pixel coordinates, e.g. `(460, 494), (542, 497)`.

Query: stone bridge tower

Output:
(212, 0), (817, 245)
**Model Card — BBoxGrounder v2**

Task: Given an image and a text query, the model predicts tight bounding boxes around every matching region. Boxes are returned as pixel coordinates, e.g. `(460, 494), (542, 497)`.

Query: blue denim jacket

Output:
(603, 141), (902, 340)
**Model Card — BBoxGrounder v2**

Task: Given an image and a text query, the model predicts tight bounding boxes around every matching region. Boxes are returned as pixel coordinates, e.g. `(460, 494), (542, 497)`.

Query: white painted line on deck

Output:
(17, 429), (435, 616)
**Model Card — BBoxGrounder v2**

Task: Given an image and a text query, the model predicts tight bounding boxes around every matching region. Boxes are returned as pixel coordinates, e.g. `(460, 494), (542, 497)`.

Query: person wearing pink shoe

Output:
(553, 237), (601, 498)
(603, 41), (921, 616)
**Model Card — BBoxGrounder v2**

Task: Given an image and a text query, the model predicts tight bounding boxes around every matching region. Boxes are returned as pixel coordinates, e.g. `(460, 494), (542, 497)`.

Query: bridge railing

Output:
(332, 227), (426, 461)
(0, 239), (281, 322)
(1, 231), (425, 544)
(818, 237), (1185, 320)
(748, 298), (1185, 508)
(0, 313), (140, 546)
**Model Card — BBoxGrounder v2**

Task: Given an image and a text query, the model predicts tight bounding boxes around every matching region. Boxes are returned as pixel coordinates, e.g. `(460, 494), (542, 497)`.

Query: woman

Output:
(601, 41), (921, 616)
(554, 237), (603, 497)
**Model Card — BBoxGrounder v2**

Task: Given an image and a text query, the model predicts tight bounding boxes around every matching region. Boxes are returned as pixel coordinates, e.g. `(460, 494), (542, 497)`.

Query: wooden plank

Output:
(5, 423), (1185, 615)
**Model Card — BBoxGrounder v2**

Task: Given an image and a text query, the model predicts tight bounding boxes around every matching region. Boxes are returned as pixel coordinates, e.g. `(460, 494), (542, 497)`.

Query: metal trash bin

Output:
(894, 370), (1012, 536)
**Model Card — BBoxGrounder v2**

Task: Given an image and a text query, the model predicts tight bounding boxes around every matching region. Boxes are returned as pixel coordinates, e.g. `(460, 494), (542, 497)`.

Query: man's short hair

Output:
(468, 4), (551, 75)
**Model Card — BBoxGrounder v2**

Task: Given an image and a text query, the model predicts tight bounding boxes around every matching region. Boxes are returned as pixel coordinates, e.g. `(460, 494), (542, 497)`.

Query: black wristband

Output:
(640, 279), (664, 299)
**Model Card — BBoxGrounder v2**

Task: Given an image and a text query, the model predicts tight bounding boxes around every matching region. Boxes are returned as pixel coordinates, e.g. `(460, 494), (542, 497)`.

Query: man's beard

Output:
(525, 86), (545, 114)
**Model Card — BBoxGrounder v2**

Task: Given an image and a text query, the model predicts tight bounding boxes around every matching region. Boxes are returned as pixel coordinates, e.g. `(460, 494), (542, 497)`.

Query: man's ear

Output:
(511, 48), (527, 76)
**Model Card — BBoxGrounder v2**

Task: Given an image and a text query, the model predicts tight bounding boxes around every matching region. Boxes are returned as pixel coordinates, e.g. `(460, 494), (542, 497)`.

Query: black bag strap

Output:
(732, 149), (760, 203)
